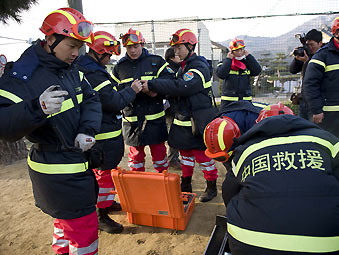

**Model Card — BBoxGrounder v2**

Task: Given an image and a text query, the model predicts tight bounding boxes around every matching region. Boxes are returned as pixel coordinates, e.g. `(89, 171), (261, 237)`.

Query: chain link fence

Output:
(94, 1), (338, 105)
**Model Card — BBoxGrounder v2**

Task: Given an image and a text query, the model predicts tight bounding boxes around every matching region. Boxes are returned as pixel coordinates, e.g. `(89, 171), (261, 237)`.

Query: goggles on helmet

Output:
(170, 34), (181, 46)
(74, 20), (94, 41)
(120, 33), (143, 46)
(103, 40), (121, 55)
(230, 39), (245, 51)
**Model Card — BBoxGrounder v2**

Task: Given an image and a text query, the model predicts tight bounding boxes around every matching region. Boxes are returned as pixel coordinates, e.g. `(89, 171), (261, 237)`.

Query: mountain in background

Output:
(218, 14), (337, 58)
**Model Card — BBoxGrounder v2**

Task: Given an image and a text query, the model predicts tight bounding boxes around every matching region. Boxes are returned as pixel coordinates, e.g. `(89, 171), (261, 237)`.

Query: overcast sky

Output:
(0, 0), (338, 61)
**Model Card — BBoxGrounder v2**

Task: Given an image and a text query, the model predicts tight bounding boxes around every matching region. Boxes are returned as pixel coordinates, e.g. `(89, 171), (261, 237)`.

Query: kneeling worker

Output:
(204, 103), (339, 254)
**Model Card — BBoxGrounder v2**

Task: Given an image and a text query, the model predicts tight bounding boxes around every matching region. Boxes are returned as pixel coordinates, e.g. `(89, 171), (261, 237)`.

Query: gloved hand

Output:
(39, 85), (68, 115)
(74, 133), (96, 152)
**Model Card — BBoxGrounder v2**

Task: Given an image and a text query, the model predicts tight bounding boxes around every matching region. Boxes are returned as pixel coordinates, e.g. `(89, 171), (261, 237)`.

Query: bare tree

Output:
(0, 0), (37, 23)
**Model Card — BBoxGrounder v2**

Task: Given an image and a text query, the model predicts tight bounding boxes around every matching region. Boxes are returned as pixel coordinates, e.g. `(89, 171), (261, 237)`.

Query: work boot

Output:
(180, 176), (192, 193)
(107, 201), (122, 214)
(199, 180), (217, 202)
(96, 208), (124, 234)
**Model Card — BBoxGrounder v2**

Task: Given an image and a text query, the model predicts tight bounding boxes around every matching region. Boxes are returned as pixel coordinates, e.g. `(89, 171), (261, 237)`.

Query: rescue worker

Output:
(76, 31), (143, 234)
(216, 38), (261, 111)
(204, 104), (339, 255)
(0, 8), (102, 255)
(111, 28), (172, 173)
(303, 17), (339, 138)
(141, 29), (219, 202)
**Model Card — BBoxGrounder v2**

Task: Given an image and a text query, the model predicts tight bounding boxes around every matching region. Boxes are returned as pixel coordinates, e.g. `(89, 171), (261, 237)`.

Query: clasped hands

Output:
(131, 79), (157, 97)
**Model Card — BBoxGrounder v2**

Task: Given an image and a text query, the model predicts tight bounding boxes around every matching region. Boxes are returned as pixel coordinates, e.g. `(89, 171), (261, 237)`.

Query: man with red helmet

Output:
(216, 38), (261, 111)
(111, 28), (172, 174)
(303, 17), (339, 138)
(141, 28), (219, 202)
(204, 104), (339, 254)
(0, 8), (102, 255)
(77, 31), (143, 234)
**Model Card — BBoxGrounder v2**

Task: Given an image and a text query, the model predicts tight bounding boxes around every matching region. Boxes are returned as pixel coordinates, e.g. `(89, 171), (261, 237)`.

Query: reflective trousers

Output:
(128, 142), (168, 172)
(52, 211), (98, 255)
(180, 149), (218, 181)
(93, 169), (115, 209)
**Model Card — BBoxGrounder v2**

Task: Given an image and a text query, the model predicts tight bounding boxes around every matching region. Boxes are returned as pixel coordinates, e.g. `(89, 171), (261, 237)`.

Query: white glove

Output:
(74, 133), (96, 152)
(39, 85), (68, 115)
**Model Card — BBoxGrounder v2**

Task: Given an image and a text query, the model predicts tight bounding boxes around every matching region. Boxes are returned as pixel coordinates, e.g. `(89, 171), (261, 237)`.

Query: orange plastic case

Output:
(111, 168), (196, 230)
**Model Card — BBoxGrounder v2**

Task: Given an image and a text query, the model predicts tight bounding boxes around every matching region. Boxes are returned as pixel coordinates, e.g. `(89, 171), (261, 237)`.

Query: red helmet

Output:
(40, 7), (94, 44)
(120, 28), (145, 46)
(331, 17), (339, 34)
(204, 116), (241, 162)
(88, 31), (121, 55)
(229, 38), (245, 51)
(256, 102), (295, 123)
(170, 29), (197, 46)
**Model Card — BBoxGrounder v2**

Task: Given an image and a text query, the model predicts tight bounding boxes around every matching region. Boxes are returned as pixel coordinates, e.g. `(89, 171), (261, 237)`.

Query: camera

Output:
(293, 33), (310, 57)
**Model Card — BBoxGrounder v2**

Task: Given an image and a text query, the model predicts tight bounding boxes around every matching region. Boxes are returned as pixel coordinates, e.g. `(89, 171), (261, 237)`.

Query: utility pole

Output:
(67, 0), (85, 56)
(151, 20), (156, 54)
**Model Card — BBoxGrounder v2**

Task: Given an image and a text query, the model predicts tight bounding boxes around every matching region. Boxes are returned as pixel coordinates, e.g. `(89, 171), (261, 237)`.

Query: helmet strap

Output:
(49, 34), (66, 55)
(183, 43), (195, 61)
(92, 51), (109, 66)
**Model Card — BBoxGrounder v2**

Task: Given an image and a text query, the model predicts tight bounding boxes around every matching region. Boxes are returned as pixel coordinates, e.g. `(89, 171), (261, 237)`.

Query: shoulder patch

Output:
(166, 66), (175, 73)
(183, 71), (194, 81)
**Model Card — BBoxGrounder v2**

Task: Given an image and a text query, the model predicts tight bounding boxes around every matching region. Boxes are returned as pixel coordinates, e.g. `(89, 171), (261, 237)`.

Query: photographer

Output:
(289, 29), (323, 120)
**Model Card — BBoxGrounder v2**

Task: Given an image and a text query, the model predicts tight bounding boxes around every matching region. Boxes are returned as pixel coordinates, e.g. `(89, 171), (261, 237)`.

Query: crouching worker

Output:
(77, 31), (143, 234)
(204, 104), (339, 254)
(0, 8), (102, 255)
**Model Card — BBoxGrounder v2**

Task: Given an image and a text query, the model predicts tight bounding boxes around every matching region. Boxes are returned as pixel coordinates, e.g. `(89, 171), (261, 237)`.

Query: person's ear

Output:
(45, 35), (56, 46)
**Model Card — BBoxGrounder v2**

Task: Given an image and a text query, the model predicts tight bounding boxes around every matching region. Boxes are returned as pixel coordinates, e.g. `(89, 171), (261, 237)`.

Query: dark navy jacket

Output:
(224, 115), (339, 254)
(303, 38), (339, 138)
(0, 41), (102, 219)
(148, 53), (216, 150)
(112, 48), (172, 146)
(77, 54), (136, 169)
(217, 54), (261, 110)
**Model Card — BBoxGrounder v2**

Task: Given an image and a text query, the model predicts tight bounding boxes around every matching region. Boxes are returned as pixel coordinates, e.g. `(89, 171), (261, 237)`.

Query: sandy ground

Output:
(0, 147), (226, 255)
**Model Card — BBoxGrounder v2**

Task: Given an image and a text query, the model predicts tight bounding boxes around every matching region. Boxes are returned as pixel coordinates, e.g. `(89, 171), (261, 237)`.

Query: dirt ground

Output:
(0, 146), (226, 255)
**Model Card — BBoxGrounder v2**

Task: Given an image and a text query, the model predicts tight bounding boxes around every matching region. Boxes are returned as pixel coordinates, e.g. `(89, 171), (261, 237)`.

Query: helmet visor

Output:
(121, 34), (140, 46)
(73, 20), (93, 40)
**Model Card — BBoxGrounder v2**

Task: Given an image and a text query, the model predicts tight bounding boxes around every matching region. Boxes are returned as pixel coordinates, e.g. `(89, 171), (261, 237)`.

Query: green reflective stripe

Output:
(325, 64), (339, 72)
(121, 78), (133, 84)
(218, 120), (227, 151)
(221, 96), (251, 101)
(47, 94), (83, 118)
(123, 116), (138, 122)
(0, 89), (23, 103)
(27, 155), (88, 174)
(79, 71), (84, 81)
(94, 80), (111, 91)
(244, 70), (250, 75)
(95, 129), (122, 140)
(173, 119), (192, 126)
(156, 62), (169, 78)
(111, 74), (120, 84)
(221, 96), (239, 101)
(123, 111), (165, 122)
(76, 94), (83, 104)
(323, 105), (339, 111)
(310, 59), (326, 69)
(113, 86), (117, 91)
(217, 62), (223, 67)
(234, 135), (339, 177)
(145, 110), (165, 120)
(252, 102), (267, 108)
(227, 223), (339, 253)
(229, 70), (239, 75)
(140, 76), (156, 81)
(188, 69), (211, 89)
